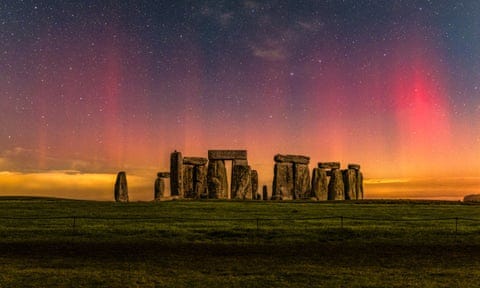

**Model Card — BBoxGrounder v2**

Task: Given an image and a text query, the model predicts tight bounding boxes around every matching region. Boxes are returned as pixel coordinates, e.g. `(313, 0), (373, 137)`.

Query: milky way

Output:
(1, 1), (480, 199)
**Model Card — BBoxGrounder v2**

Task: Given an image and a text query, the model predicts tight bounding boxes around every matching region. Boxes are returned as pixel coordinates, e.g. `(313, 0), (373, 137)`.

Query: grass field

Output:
(0, 197), (479, 287)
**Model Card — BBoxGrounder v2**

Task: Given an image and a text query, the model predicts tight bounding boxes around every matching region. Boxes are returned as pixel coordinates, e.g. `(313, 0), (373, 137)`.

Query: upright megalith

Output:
(182, 156), (208, 199)
(231, 162), (252, 200)
(342, 169), (357, 200)
(348, 164), (364, 200)
(154, 172), (169, 200)
(207, 160), (228, 199)
(194, 164), (208, 198)
(328, 169), (344, 200)
(183, 164), (195, 198)
(170, 151), (183, 198)
(114, 171), (128, 202)
(262, 185), (268, 200)
(272, 154), (311, 200)
(251, 170), (259, 200)
(311, 168), (328, 200)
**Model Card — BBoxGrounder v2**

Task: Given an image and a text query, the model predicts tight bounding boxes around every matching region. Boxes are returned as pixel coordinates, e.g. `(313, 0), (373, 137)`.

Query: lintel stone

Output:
(208, 150), (247, 160)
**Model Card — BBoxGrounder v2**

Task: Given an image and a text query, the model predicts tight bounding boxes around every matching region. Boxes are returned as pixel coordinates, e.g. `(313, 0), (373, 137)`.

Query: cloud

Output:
(250, 45), (286, 61)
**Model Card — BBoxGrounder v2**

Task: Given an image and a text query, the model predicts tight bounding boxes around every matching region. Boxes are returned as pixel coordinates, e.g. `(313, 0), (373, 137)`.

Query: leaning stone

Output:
(464, 194), (480, 202)
(273, 162), (294, 200)
(342, 169), (357, 200)
(207, 160), (228, 199)
(114, 171), (128, 202)
(194, 164), (208, 199)
(183, 164), (195, 198)
(348, 164), (361, 170)
(311, 168), (328, 200)
(154, 176), (165, 200)
(170, 151), (183, 197)
(328, 169), (344, 200)
(231, 164), (252, 200)
(157, 172), (170, 178)
(262, 185), (268, 201)
(318, 162), (341, 169)
(251, 170), (259, 198)
(183, 157), (208, 166)
(293, 164), (311, 199)
(208, 150), (247, 160)
(274, 154), (310, 164)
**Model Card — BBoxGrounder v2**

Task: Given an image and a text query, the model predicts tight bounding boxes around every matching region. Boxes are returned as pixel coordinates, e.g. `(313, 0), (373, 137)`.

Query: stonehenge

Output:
(114, 171), (129, 202)
(115, 149), (365, 202)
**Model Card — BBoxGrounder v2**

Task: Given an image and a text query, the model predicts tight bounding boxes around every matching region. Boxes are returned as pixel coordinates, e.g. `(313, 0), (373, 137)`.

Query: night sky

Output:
(1, 1), (480, 200)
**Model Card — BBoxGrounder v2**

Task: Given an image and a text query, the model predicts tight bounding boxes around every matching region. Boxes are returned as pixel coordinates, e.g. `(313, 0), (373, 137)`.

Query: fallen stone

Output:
(183, 164), (195, 198)
(318, 162), (341, 169)
(272, 162), (294, 200)
(231, 164), (252, 200)
(294, 163), (311, 199)
(208, 150), (247, 160)
(311, 168), (328, 200)
(207, 160), (228, 199)
(348, 164), (361, 170)
(183, 157), (208, 166)
(170, 151), (183, 197)
(328, 169), (344, 200)
(274, 154), (310, 164)
(251, 170), (259, 198)
(114, 171), (128, 202)
(154, 176), (165, 200)
(157, 172), (170, 178)
(464, 194), (480, 202)
(342, 169), (357, 200)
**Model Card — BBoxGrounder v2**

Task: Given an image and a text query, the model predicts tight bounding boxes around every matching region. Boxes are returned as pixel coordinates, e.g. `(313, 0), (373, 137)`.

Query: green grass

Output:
(0, 197), (479, 287)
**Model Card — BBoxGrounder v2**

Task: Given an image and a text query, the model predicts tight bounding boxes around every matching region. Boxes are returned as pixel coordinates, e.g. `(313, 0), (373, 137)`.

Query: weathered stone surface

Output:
(348, 164), (361, 170)
(328, 169), (344, 200)
(154, 177), (165, 200)
(274, 154), (310, 164)
(183, 164), (195, 198)
(114, 171), (128, 202)
(183, 157), (208, 166)
(170, 151), (183, 197)
(207, 160), (228, 199)
(272, 162), (294, 200)
(464, 194), (480, 202)
(356, 171), (364, 200)
(318, 162), (341, 169)
(251, 170), (259, 198)
(194, 164), (208, 198)
(233, 159), (248, 166)
(231, 164), (252, 200)
(342, 169), (357, 200)
(208, 150), (247, 160)
(311, 168), (328, 200)
(157, 172), (170, 178)
(262, 185), (268, 201)
(293, 164), (311, 199)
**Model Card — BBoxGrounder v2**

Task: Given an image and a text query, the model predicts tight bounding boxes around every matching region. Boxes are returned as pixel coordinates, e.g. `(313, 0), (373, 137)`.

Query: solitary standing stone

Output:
(328, 169), (344, 200)
(342, 169), (357, 200)
(231, 164), (252, 200)
(262, 185), (268, 201)
(273, 162), (294, 200)
(207, 160), (228, 199)
(154, 174), (165, 200)
(251, 170), (259, 199)
(114, 171), (128, 202)
(293, 164), (311, 199)
(170, 151), (183, 197)
(311, 168), (328, 200)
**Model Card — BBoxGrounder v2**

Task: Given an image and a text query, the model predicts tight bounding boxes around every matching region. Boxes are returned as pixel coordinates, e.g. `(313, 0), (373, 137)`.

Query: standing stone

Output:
(154, 174), (166, 200)
(251, 170), (259, 199)
(183, 164), (195, 198)
(272, 162), (294, 200)
(262, 185), (268, 201)
(293, 164), (311, 199)
(207, 160), (228, 199)
(312, 168), (328, 200)
(194, 164), (208, 198)
(342, 169), (357, 200)
(114, 171), (128, 202)
(170, 151), (183, 198)
(231, 164), (252, 200)
(328, 169), (344, 200)
(356, 172), (364, 200)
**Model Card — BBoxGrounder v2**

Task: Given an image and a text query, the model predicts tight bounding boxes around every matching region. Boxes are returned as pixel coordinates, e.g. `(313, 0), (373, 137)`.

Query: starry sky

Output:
(1, 1), (480, 200)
